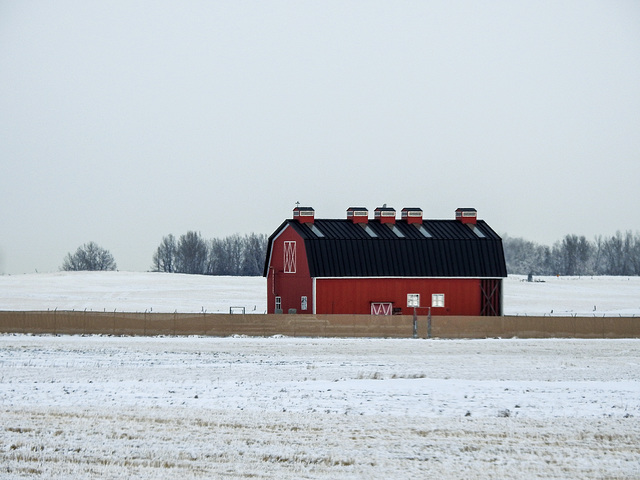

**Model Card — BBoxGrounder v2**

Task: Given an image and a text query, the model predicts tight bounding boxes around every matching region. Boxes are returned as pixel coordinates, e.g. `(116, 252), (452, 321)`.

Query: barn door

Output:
(371, 302), (393, 315)
(480, 279), (502, 316)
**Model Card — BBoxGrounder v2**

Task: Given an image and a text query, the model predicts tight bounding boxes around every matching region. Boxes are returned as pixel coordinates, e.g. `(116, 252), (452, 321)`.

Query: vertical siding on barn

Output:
(315, 278), (482, 316)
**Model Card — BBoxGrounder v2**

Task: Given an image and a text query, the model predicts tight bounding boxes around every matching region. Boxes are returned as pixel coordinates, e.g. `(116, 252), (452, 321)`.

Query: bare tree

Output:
(206, 233), (267, 276)
(504, 231), (640, 276)
(208, 235), (242, 275)
(241, 233), (267, 276)
(152, 234), (176, 272)
(554, 235), (593, 276)
(600, 231), (637, 275)
(503, 235), (552, 275)
(175, 231), (208, 274)
(206, 237), (224, 275)
(61, 242), (117, 271)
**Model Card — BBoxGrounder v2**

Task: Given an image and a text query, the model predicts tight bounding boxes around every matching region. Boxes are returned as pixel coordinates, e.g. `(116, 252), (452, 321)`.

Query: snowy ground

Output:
(0, 272), (266, 314)
(1, 271), (639, 316)
(1, 273), (639, 478)
(505, 274), (640, 317)
(1, 335), (639, 479)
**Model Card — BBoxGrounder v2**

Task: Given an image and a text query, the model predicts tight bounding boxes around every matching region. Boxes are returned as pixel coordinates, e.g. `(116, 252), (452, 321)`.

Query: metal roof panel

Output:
(265, 218), (507, 278)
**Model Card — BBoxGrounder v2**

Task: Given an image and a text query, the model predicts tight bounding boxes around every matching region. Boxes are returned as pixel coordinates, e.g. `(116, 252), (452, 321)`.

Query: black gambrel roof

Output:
(264, 219), (507, 278)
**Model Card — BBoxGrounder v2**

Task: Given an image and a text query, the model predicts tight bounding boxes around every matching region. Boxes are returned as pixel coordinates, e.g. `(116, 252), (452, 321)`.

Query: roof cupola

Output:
(347, 207), (369, 224)
(374, 206), (396, 224)
(401, 207), (423, 224)
(455, 207), (477, 224)
(293, 206), (315, 224)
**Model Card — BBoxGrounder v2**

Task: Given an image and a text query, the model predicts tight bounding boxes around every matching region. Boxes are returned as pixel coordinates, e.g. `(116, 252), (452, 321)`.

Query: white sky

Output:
(1, 1), (639, 274)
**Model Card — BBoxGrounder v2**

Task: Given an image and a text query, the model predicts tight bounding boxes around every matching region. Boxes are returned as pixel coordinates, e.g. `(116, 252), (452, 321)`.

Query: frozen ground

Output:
(1, 335), (639, 479)
(1, 271), (639, 316)
(1, 273), (639, 478)
(0, 272), (266, 314)
(505, 274), (640, 317)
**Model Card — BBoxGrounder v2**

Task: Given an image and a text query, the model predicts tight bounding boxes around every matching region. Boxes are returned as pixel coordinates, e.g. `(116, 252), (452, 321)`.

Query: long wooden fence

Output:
(0, 311), (638, 338)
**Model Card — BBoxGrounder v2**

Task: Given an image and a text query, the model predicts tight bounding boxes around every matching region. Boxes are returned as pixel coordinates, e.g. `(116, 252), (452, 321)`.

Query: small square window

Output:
(432, 294), (445, 308)
(407, 293), (420, 307)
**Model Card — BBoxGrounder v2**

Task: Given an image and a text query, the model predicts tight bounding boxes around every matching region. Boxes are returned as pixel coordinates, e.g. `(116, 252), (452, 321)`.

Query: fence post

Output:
(413, 308), (418, 338)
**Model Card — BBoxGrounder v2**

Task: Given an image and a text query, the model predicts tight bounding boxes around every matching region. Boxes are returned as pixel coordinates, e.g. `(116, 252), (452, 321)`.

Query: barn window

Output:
(275, 296), (282, 311)
(284, 241), (296, 273)
(407, 293), (420, 307)
(432, 294), (445, 308)
(301, 296), (308, 311)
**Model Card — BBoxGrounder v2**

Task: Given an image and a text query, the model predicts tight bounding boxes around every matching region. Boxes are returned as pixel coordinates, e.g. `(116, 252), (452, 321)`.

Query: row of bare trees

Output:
(503, 231), (640, 276)
(151, 232), (267, 276)
(61, 230), (640, 276)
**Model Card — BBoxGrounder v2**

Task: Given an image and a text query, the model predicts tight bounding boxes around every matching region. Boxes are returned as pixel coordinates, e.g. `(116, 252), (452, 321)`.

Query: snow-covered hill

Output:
(1, 272), (639, 316)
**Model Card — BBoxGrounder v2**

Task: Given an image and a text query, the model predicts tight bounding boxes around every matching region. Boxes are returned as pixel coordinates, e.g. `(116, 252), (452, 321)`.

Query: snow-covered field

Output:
(2, 335), (639, 479)
(0, 272), (266, 314)
(1, 273), (639, 478)
(1, 271), (639, 316)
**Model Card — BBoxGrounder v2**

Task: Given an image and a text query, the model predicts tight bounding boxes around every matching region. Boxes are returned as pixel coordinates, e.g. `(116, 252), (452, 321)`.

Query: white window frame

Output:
(275, 296), (282, 311)
(432, 293), (445, 308)
(301, 296), (308, 311)
(407, 293), (420, 308)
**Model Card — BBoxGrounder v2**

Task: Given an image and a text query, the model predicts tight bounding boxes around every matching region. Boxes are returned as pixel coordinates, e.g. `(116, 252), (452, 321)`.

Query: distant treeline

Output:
(503, 231), (640, 276)
(64, 230), (640, 277)
(152, 232), (267, 276)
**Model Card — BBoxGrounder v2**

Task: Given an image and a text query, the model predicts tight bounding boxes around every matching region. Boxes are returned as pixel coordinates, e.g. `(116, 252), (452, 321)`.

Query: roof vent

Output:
(374, 206), (396, 224)
(455, 208), (477, 225)
(293, 206), (315, 224)
(401, 207), (423, 224)
(347, 207), (368, 224)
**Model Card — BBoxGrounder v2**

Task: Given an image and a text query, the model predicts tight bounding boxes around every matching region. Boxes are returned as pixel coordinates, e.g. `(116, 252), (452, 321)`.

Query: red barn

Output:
(263, 206), (507, 316)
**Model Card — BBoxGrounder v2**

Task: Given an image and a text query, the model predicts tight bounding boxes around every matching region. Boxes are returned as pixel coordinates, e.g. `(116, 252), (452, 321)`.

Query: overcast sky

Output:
(1, 1), (639, 275)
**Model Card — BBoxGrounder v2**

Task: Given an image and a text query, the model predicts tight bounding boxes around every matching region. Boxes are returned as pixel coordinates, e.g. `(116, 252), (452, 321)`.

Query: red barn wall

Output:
(314, 278), (483, 316)
(266, 226), (314, 314)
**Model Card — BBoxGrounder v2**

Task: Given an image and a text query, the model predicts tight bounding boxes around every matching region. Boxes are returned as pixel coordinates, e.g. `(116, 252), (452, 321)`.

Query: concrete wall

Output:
(0, 311), (638, 338)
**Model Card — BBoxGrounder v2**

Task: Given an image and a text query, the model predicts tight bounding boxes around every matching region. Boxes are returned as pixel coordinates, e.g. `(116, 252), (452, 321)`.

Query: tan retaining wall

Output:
(0, 311), (638, 338)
